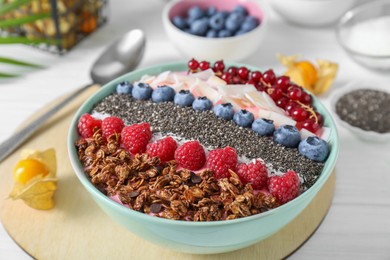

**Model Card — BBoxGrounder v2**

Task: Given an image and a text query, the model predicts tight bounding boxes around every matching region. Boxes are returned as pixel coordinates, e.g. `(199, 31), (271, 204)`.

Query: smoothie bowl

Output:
(68, 61), (339, 254)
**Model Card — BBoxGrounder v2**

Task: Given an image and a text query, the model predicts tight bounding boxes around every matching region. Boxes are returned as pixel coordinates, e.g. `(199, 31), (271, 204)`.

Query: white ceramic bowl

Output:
(330, 82), (390, 142)
(336, 0), (390, 71)
(268, 0), (357, 27)
(162, 0), (268, 61)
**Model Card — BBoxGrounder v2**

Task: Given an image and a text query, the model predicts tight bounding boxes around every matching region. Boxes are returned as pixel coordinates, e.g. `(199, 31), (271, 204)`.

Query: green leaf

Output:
(0, 36), (58, 45)
(0, 56), (42, 68)
(0, 13), (51, 28)
(0, 72), (18, 78)
(0, 0), (33, 16)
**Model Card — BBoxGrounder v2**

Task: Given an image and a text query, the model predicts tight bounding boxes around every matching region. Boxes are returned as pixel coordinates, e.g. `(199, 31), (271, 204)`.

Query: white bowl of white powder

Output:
(336, 0), (390, 71)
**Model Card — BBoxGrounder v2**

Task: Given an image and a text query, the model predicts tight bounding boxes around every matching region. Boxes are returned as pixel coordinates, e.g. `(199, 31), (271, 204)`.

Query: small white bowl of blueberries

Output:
(162, 0), (268, 61)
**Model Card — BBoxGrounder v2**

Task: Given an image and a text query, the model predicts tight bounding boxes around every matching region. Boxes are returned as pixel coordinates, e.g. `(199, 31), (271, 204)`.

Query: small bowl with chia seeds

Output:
(68, 61), (340, 254)
(331, 82), (390, 142)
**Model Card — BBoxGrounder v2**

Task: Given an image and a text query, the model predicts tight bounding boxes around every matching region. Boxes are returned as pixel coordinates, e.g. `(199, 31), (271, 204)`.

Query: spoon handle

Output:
(0, 83), (93, 163)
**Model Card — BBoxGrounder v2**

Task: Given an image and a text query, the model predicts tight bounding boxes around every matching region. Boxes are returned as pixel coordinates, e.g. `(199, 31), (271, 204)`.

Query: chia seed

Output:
(335, 89), (390, 133)
(92, 94), (325, 190)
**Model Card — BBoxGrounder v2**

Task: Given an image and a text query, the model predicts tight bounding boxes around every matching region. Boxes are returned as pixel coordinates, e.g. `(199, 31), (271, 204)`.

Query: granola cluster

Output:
(75, 130), (279, 221)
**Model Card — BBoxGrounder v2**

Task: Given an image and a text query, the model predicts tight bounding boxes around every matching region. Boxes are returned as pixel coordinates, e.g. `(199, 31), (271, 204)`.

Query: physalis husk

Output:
(277, 54), (338, 95)
(9, 148), (57, 210)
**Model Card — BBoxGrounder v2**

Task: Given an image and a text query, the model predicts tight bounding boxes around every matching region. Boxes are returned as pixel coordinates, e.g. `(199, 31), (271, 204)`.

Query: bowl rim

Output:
(330, 81), (390, 140)
(68, 61), (339, 227)
(162, 0), (268, 42)
(335, 0), (390, 59)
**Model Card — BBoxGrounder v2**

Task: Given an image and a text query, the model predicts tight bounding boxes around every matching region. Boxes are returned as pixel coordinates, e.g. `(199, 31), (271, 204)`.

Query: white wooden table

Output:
(1, 0), (389, 259)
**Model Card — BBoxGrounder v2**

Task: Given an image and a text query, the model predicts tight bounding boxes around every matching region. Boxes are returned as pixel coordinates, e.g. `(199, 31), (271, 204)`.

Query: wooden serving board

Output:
(0, 86), (336, 260)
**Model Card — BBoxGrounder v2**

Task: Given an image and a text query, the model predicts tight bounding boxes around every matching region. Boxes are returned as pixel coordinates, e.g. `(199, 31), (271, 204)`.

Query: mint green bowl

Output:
(68, 61), (339, 254)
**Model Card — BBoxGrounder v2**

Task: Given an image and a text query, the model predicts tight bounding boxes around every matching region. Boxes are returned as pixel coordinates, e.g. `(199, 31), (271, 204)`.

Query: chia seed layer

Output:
(92, 94), (325, 190)
(335, 89), (390, 133)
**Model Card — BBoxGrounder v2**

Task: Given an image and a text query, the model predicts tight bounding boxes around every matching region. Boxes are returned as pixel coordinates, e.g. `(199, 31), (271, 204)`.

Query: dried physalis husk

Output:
(9, 148), (58, 210)
(277, 54), (338, 95)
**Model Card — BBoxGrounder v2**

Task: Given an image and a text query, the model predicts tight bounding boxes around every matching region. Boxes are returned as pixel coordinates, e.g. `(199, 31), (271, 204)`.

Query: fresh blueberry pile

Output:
(171, 5), (260, 38)
(114, 78), (330, 163)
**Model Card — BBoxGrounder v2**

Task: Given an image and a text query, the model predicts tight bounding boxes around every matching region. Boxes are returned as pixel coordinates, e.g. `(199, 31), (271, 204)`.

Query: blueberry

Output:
(220, 11), (230, 18)
(240, 16), (259, 32)
(273, 125), (301, 148)
(298, 136), (330, 162)
(116, 81), (133, 95)
(190, 18), (209, 36)
(234, 30), (246, 36)
(225, 12), (245, 32)
(188, 6), (206, 20)
(132, 82), (153, 100)
(213, 103), (234, 120)
(233, 109), (254, 127)
(233, 5), (248, 16)
(218, 29), (232, 38)
(207, 6), (217, 17)
(209, 12), (225, 30)
(174, 90), (195, 107)
(151, 85), (175, 103)
(252, 118), (275, 136)
(192, 96), (212, 111)
(206, 29), (218, 38)
(172, 16), (188, 30)
(186, 16), (198, 26)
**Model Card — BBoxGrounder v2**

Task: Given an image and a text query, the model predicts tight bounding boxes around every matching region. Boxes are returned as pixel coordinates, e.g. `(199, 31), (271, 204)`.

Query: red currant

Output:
(246, 79), (256, 85)
(213, 60), (225, 72)
(232, 75), (242, 84)
(291, 107), (310, 122)
(238, 66), (250, 80)
(301, 118), (320, 133)
(188, 58), (199, 71)
(262, 69), (276, 85)
(267, 86), (284, 101)
(227, 66), (238, 76)
(250, 71), (262, 82)
(276, 76), (290, 92)
(314, 112), (324, 126)
(288, 86), (303, 101)
(199, 61), (210, 71)
(256, 84), (266, 92)
(276, 97), (289, 109)
(285, 101), (299, 115)
(300, 92), (312, 104)
(221, 72), (232, 84)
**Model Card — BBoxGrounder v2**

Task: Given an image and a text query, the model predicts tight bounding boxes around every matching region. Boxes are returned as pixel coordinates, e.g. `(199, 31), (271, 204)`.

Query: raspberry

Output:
(101, 116), (124, 140)
(236, 160), (268, 189)
(77, 113), (102, 138)
(121, 122), (152, 154)
(268, 170), (300, 204)
(174, 141), (206, 171)
(206, 146), (237, 179)
(146, 136), (177, 162)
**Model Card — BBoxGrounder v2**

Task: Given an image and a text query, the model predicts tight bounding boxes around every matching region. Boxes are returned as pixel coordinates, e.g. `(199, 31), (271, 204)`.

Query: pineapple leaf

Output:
(0, 56), (43, 68)
(0, 0), (33, 16)
(0, 13), (51, 28)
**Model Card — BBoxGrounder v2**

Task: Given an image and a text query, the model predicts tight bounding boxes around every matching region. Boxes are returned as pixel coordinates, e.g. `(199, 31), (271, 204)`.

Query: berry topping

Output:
(252, 118), (275, 136)
(77, 113), (102, 138)
(174, 90), (195, 107)
(101, 116), (124, 140)
(146, 136), (177, 162)
(273, 125), (301, 148)
(213, 103), (234, 120)
(233, 109), (254, 127)
(206, 146), (237, 179)
(213, 60), (225, 73)
(116, 81), (133, 95)
(298, 136), (330, 162)
(188, 58), (199, 71)
(121, 122), (152, 154)
(132, 82), (153, 100)
(199, 61), (210, 70)
(268, 170), (300, 204)
(237, 66), (250, 80)
(192, 96), (212, 111)
(174, 141), (206, 171)
(236, 160), (268, 189)
(151, 85), (175, 103)
(262, 69), (276, 85)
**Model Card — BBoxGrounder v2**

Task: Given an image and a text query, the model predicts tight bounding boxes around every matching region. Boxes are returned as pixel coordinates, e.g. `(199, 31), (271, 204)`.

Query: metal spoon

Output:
(0, 29), (146, 162)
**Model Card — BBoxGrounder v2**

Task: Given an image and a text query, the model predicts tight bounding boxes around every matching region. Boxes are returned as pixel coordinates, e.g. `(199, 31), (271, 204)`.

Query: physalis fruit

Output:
(9, 148), (58, 210)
